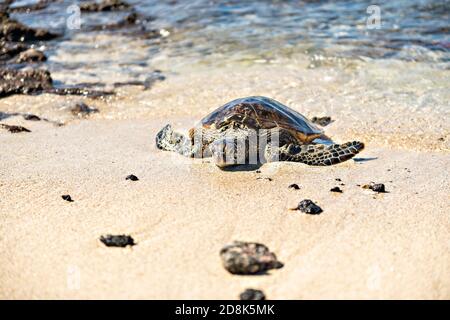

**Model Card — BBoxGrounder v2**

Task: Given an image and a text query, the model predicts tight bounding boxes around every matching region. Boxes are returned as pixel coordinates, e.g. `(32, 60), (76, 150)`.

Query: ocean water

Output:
(2, 0), (450, 150)
(6, 0), (449, 80)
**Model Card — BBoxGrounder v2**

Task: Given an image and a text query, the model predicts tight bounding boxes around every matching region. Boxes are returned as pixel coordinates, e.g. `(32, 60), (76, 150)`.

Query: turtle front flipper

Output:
(156, 124), (193, 157)
(265, 141), (364, 166)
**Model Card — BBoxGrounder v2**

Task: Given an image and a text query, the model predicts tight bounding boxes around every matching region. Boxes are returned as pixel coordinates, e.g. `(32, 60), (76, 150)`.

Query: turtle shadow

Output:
(220, 163), (263, 172)
(245, 271), (271, 276)
(353, 157), (378, 163)
(231, 269), (279, 276)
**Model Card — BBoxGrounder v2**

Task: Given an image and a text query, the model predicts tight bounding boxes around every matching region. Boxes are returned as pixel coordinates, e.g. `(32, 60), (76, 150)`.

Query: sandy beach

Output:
(1, 62), (449, 299)
(1, 0), (450, 300)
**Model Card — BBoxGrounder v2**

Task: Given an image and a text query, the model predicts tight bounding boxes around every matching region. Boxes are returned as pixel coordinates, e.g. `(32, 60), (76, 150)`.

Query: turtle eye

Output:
(288, 144), (301, 154)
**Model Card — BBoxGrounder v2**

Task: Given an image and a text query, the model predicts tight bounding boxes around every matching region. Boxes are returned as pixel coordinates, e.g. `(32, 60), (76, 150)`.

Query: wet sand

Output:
(0, 65), (449, 299)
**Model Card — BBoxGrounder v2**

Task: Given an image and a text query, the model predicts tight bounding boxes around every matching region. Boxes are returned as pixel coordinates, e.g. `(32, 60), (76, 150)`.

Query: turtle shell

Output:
(199, 96), (323, 142)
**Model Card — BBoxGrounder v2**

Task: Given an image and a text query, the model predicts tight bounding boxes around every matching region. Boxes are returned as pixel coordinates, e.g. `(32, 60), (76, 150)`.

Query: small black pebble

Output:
(23, 114), (41, 121)
(371, 183), (386, 193)
(126, 174), (139, 181)
(297, 199), (323, 214)
(100, 234), (135, 247)
(288, 183), (300, 190)
(61, 195), (73, 202)
(240, 289), (266, 300)
(330, 186), (343, 193)
(71, 102), (99, 116)
(335, 178), (342, 181)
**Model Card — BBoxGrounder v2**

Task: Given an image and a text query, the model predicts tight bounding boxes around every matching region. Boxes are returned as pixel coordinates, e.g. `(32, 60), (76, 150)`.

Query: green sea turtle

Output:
(156, 96), (364, 168)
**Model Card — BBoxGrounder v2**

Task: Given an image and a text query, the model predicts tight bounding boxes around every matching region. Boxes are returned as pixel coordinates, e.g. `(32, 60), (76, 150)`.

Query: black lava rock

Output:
(0, 123), (31, 133)
(220, 241), (283, 275)
(89, 12), (139, 31)
(46, 86), (113, 98)
(80, 0), (130, 12)
(362, 182), (387, 193)
(0, 17), (59, 42)
(297, 199), (323, 214)
(126, 174), (139, 181)
(311, 116), (333, 127)
(288, 183), (300, 190)
(330, 186), (343, 193)
(61, 195), (73, 202)
(23, 114), (41, 121)
(239, 289), (266, 300)
(70, 102), (99, 117)
(16, 48), (46, 63)
(100, 234), (135, 247)
(371, 183), (386, 193)
(0, 69), (53, 97)
(0, 41), (28, 62)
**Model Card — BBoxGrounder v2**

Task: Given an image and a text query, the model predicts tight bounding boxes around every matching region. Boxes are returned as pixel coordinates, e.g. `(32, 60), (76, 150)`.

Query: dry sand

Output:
(0, 64), (449, 299)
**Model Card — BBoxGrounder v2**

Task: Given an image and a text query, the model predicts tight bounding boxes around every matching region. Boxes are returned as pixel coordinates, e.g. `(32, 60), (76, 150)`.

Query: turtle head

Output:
(156, 124), (174, 150)
(156, 124), (192, 156)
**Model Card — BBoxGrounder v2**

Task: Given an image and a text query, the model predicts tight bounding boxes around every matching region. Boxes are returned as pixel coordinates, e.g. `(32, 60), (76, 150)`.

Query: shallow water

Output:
(7, 0), (450, 79)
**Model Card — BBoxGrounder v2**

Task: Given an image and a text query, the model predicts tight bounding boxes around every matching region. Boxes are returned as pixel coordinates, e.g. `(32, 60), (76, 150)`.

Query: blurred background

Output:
(3, 0), (449, 84)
